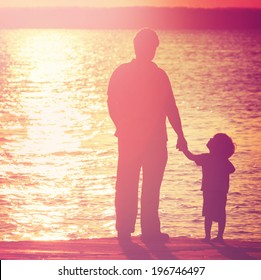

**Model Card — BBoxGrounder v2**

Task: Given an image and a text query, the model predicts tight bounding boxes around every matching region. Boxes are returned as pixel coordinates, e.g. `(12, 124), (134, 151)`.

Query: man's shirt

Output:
(107, 59), (178, 144)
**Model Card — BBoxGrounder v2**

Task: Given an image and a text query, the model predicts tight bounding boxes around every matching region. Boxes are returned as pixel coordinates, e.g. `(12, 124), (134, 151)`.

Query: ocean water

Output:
(0, 29), (260, 241)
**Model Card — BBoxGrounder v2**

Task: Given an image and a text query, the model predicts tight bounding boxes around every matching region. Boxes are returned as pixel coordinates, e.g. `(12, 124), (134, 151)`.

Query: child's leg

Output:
(204, 217), (212, 240)
(217, 215), (226, 240)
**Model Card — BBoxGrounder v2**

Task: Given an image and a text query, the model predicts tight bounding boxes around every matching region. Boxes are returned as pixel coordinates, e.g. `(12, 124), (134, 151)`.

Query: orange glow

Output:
(11, 31), (85, 183)
(1, 0), (261, 8)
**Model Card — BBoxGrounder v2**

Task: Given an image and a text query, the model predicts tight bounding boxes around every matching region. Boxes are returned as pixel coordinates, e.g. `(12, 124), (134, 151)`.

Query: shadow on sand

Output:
(119, 241), (151, 259)
(210, 241), (257, 260)
(119, 240), (177, 260)
(143, 241), (177, 260)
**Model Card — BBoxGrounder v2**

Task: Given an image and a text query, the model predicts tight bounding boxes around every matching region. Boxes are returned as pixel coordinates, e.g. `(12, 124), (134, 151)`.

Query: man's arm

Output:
(167, 101), (187, 151)
(163, 72), (187, 151)
(107, 68), (122, 128)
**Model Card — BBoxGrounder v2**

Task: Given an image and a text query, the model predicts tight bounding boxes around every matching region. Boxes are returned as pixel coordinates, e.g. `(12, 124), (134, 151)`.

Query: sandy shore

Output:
(0, 237), (260, 260)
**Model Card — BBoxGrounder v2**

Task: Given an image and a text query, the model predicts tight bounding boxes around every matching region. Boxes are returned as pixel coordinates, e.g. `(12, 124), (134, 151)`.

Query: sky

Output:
(1, 0), (261, 8)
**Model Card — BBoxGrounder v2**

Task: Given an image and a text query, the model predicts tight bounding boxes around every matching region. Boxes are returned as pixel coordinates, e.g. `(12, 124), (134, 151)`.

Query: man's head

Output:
(133, 28), (159, 61)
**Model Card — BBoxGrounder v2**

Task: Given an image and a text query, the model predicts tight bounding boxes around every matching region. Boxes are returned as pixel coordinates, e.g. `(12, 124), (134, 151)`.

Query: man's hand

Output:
(176, 136), (188, 151)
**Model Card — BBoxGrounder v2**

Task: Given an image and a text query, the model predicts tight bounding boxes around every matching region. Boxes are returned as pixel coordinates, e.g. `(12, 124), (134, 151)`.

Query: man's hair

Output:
(133, 28), (159, 50)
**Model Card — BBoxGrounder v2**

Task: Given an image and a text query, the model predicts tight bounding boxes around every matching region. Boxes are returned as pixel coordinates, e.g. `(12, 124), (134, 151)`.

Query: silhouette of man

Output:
(107, 28), (187, 242)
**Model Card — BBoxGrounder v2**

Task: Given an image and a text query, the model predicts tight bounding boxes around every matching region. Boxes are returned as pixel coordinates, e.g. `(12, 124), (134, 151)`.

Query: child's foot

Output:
(211, 237), (224, 243)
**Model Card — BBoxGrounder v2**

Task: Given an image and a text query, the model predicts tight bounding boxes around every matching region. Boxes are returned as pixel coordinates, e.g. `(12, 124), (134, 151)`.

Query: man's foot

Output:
(202, 237), (211, 243)
(211, 236), (224, 243)
(117, 232), (132, 243)
(140, 232), (170, 243)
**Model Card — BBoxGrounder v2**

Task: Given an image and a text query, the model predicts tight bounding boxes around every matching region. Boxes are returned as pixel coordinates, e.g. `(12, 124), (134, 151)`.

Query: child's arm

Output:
(182, 149), (198, 162)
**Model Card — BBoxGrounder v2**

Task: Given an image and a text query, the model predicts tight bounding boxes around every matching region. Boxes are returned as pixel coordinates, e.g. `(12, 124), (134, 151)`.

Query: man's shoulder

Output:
(111, 61), (133, 76)
(150, 63), (170, 81)
(154, 64), (166, 73)
(111, 60), (169, 81)
(116, 60), (138, 70)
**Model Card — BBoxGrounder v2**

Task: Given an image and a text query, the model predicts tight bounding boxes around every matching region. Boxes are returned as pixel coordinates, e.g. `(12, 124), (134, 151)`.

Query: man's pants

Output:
(115, 138), (168, 235)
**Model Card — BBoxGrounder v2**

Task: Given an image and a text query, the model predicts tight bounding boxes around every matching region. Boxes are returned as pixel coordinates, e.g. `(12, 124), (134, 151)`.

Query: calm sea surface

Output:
(0, 29), (260, 241)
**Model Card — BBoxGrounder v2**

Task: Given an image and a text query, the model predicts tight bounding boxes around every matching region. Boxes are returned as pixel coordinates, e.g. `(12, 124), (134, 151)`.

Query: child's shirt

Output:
(193, 153), (235, 194)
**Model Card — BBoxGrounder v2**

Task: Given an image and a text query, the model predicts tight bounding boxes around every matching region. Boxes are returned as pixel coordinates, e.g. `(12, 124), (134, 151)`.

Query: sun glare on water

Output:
(0, 30), (115, 240)
(13, 31), (93, 156)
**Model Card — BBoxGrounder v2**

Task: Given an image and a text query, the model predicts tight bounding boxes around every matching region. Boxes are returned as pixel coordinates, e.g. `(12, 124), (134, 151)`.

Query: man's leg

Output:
(140, 143), (168, 238)
(115, 140), (141, 237)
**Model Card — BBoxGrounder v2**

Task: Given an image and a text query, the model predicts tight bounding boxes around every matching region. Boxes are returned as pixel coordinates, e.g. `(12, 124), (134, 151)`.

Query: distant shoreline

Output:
(0, 7), (261, 29)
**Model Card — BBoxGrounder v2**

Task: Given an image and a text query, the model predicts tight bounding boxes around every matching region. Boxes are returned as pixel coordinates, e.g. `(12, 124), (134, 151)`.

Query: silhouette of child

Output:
(182, 133), (235, 242)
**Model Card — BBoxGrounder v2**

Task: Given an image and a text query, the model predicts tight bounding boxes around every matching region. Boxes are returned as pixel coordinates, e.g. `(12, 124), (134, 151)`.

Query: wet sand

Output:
(1, 237), (260, 260)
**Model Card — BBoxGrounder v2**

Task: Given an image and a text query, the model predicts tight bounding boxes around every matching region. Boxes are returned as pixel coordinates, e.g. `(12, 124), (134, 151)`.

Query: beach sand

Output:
(0, 237), (260, 260)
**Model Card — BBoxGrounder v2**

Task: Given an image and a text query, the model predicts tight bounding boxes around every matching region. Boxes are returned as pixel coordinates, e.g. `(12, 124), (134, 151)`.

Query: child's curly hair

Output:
(207, 133), (236, 158)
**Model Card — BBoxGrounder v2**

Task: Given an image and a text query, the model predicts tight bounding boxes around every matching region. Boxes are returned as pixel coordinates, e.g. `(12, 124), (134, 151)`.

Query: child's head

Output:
(207, 133), (235, 158)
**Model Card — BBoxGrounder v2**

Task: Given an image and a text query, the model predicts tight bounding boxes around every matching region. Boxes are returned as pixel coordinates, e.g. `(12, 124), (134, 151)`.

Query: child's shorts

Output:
(202, 191), (227, 222)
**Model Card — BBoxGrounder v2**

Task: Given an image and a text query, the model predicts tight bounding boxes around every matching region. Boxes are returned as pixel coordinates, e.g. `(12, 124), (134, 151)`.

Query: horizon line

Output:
(1, 6), (261, 9)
